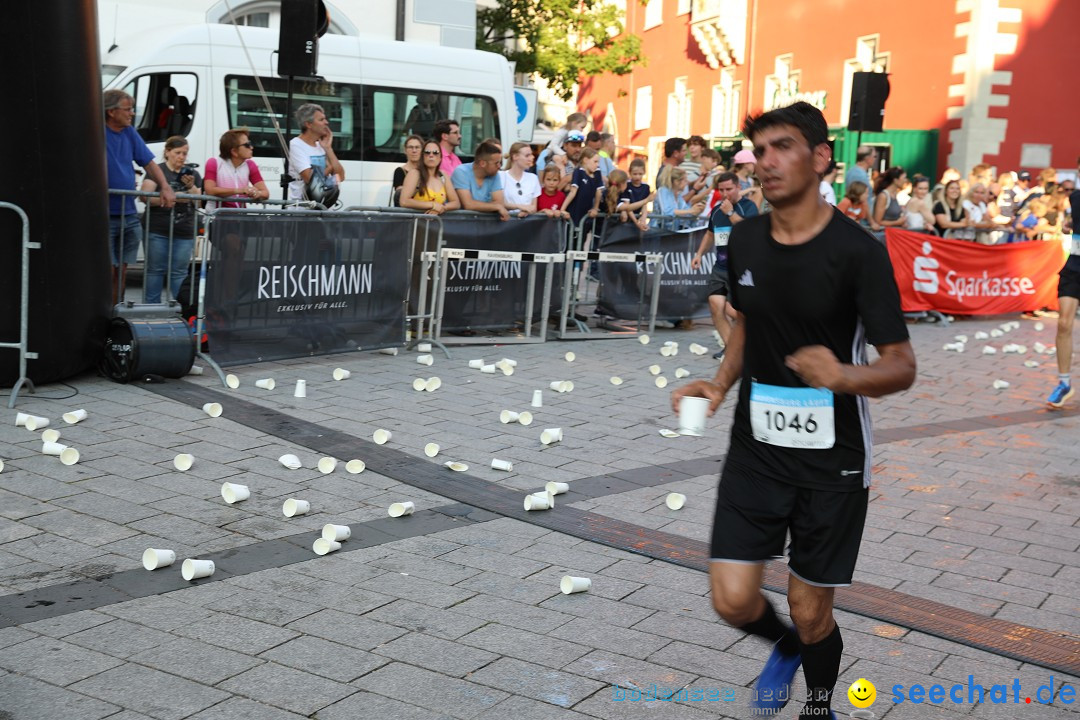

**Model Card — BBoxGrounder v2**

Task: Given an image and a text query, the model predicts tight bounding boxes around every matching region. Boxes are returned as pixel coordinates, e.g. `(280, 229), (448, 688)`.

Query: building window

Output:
(635, 86), (652, 131)
(841, 35), (890, 128)
(667, 77), (692, 137)
(711, 67), (741, 137)
(227, 11), (270, 27)
(644, 0), (663, 30)
(677, 0), (691, 15)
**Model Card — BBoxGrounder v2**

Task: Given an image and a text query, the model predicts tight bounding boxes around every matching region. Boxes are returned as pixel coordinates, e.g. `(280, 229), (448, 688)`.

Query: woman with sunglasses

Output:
(391, 134), (424, 206)
(203, 128), (269, 209)
(498, 141), (540, 216)
(399, 140), (460, 215)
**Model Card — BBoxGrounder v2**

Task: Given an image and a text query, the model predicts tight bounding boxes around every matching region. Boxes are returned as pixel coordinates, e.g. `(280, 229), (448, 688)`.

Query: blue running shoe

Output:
(750, 642), (801, 716)
(1047, 382), (1074, 408)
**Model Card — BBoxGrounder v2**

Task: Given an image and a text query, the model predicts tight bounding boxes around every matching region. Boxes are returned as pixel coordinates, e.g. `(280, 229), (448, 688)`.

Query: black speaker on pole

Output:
(277, 0), (330, 78)
(847, 72), (890, 133)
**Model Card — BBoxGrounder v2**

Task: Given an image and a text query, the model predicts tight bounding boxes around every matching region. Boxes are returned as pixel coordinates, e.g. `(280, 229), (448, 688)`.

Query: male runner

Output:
(672, 102), (916, 719)
(1048, 163), (1080, 407)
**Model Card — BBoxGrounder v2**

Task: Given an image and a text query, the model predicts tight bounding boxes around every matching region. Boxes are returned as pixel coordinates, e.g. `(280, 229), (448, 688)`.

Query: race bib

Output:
(713, 229), (731, 247)
(750, 382), (835, 450)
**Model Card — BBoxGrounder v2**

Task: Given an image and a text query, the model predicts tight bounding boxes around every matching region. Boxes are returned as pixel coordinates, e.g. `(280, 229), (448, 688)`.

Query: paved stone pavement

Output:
(1, 315), (1078, 719)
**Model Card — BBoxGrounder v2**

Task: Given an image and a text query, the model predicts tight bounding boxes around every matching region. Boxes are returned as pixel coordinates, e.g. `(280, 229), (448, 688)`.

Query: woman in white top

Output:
(903, 174), (936, 233)
(499, 142), (541, 215)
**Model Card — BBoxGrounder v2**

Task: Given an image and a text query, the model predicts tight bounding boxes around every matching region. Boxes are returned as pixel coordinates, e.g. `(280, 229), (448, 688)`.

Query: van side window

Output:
(225, 75), (360, 161)
(361, 87), (499, 163)
(123, 72), (198, 143)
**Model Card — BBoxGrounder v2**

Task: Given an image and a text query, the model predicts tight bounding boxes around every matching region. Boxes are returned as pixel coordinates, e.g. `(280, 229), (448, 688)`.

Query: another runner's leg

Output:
(709, 294), (730, 358)
(1050, 295), (1077, 407)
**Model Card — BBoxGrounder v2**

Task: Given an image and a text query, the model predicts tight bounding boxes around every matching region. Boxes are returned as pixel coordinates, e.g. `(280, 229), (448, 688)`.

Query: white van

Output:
(103, 24), (516, 207)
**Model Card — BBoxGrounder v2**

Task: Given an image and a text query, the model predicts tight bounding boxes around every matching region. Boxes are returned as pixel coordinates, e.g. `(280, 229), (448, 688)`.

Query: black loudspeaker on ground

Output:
(848, 72), (891, 133)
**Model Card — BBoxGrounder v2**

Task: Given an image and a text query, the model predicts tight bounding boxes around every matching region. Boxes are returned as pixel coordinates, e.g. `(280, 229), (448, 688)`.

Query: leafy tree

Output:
(478, 0), (646, 101)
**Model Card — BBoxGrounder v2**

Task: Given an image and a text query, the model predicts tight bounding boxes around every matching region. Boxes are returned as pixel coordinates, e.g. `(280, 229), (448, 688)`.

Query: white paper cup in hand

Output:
(221, 482), (250, 504)
(524, 492), (551, 511)
(546, 481), (569, 496)
(560, 575), (591, 594)
(225, 374), (240, 389)
(279, 454), (302, 469)
(500, 410), (520, 424)
(24, 416), (49, 431)
(666, 492), (687, 510)
(282, 498), (310, 517)
(531, 390), (543, 407)
(678, 396), (710, 436)
(293, 379), (307, 397)
(142, 548), (176, 571)
(202, 402), (223, 418)
(540, 428), (563, 445)
(313, 538), (341, 555)
(416, 354), (434, 366)
(332, 368), (351, 381)
(468, 359), (485, 369)
(59, 447), (80, 465)
(424, 443), (440, 458)
(373, 429), (392, 445)
(62, 409), (88, 424)
(388, 501), (415, 517)
(42, 441), (67, 456)
(181, 558), (215, 581)
(322, 524), (351, 542)
(317, 457), (338, 474)
(491, 458), (513, 471)
(345, 459), (366, 474)
(41, 429), (61, 444)
(173, 453), (194, 471)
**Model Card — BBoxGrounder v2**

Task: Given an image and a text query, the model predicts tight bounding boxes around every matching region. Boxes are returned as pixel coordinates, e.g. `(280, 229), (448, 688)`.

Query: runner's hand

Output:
(671, 380), (726, 416)
(785, 345), (843, 390)
(690, 255), (702, 270)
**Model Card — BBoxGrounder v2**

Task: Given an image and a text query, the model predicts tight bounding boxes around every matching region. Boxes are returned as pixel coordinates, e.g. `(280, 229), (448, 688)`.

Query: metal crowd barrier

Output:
(0, 202), (38, 408)
(557, 248), (663, 339)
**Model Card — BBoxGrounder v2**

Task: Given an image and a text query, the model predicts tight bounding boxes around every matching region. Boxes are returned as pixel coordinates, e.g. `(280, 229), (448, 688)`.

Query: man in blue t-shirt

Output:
(451, 141), (508, 221)
(104, 89), (175, 304)
(692, 171), (758, 358)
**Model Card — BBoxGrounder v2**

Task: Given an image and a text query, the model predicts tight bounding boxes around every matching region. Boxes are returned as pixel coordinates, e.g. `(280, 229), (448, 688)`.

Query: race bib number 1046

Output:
(750, 382), (835, 450)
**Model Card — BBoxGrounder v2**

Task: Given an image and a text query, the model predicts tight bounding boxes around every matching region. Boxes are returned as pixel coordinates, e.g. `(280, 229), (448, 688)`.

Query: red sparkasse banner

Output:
(886, 229), (1064, 315)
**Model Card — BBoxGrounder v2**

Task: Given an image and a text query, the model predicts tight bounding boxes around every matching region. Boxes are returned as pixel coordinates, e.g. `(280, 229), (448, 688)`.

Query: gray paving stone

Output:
(548, 617), (673, 661)
(368, 549), (483, 585)
(562, 649), (697, 691)
(528, 564), (645, 600)
(286, 608), (406, 650)
(0, 672), (121, 720)
(173, 611), (300, 654)
(260, 635), (388, 683)
(573, 685), (727, 720)
(98, 595), (214, 632)
(217, 662), (357, 716)
(438, 545), (549, 578)
(314, 690), (454, 720)
(66, 618), (176, 659)
(203, 587), (321, 625)
(185, 697), (308, 720)
(452, 594), (576, 634)
(468, 656), (605, 708)
(363, 599), (490, 640)
(539, 586), (660, 628)
(373, 630), (498, 677)
(19, 608), (115, 638)
(459, 622), (591, 669)
(0, 516), (42, 543)
(69, 664), (230, 720)
(475, 694), (600, 720)
(0, 625), (37, 649)
(128, 637), (264, 685)
(0, 635), (123, 686)
(455, 569), (561, 605)
(353, 662), (509, 719)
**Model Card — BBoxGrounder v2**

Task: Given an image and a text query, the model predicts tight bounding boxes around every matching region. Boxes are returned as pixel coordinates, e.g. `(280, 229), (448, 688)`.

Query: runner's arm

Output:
(785, 340), (916, 398)
(670, 312), (745, 416)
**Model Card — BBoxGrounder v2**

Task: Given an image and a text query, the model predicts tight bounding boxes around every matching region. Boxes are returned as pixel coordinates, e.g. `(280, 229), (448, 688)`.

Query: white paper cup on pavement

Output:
(42, 441), (67, 456)
(317, 457), (338, 474)
(378, 347), (399, 355)
(293, 379), (307, 397)
(481, 364), (496, 374)
(15, 412), (30, 427)
(500, 358), (518, 367)
(531, 390), (543, 407)
(444, 461), (468, 472)
(424, 377), (441, 392)
(610, 376), (623, 385)
(313, 538), (341, 555)
(0, 459), (4, 473)
(565, 352), (576, 362)
(992, 380), (1010, 390)
(417, 354), (434, 366)
(278, 453), (302, 470)
(221, 482), (250, 504)
(498, 363), (514, 376)
(282, 498), (310, 517)
(202, 402), (223, 418)
(655, 376), (668, 389)
(649, 365), (661, 375)
(491, 458), (513, 471)
(41, 429), (61, 443)
(548, 381), (564, 391)
(322, 524), (351, 542)
(412, 378), (427, 391)
(62, 409), (88, 424)
(540, 428), (563, 445)
(173, 453), (194, 471)
(142, 548), (176, 571)
(417, 342), (432, 352)
(254, 378), (275, 390)
(666, 492), (687, 510)
(373, 429), (392, 445)
(181, 558), (215, 581)
(560, 575), (591, 594)
(675, 368), (690, 379)
(345, 459), (366, 474)
(188, 365), (204, 375)
(678, 396), (709, 436)
(468, 359), (485, 369)
(24, 416), (49, 431)
(59, 447), (80, 465)
(639, 334), (650, 345)
(517, 411), (533, 426)
(225, 374), (240, 389)
(546, 481), (569, 496)
(524, 492), (551, 511)
(500, 410), (520, 424)
(332, 368), (351, 381)
(388, 501), (415, 517)
(424, 443), (440, 458)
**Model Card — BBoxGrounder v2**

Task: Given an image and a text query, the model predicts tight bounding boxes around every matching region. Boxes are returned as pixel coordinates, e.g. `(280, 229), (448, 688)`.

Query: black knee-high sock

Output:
(738, 597), (799, 656)
(799, 623), (843, 718)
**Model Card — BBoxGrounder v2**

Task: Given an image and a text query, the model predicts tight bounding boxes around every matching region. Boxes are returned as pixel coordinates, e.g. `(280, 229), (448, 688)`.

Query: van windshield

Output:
(102, 65), (125, 87)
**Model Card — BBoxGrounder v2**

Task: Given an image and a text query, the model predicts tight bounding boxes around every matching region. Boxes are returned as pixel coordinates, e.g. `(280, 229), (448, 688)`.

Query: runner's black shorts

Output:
(707, 261), (729, 297)
(1059, 264), (1080, 300)
(710, 460), (869, 586)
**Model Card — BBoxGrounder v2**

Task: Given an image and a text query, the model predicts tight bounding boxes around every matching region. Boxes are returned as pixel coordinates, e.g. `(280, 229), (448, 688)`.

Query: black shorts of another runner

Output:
(710, 460), (868, 586)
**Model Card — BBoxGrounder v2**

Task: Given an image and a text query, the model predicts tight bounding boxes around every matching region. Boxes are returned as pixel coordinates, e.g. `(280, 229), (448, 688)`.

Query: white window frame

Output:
(635, 86), (653, 131)
(677, 0), (691, 15)
(644, 0), (664, 30)
(710, 67), (741, 137)
(667, 77), (692, 137)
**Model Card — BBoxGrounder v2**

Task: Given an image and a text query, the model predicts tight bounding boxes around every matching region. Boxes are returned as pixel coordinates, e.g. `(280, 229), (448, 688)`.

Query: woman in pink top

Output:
(203, 129), (269, 208)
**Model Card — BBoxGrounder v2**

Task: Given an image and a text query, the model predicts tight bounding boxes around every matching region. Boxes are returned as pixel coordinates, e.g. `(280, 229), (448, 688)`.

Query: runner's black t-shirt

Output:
(726, 209), (910, 491)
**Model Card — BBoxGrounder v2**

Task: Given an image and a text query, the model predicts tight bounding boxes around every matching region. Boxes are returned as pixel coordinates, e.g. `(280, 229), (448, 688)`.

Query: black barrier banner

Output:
(596, 220), (713, 321)
(433, 214), (565, 332)
(204, 212), (409, 366)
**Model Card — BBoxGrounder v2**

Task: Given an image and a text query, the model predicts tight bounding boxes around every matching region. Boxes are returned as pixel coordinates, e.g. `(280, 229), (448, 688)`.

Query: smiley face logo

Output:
(848, 678), (877, 708)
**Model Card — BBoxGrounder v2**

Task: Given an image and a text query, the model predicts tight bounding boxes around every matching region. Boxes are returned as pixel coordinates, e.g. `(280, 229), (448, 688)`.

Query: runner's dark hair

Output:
(742, 101), (828, 151)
